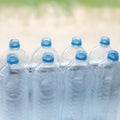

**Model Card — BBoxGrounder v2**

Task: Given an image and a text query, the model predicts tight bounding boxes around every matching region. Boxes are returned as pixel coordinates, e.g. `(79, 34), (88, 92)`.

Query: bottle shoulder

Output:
(0, 64), (26, 74)
(1, 48), (29, 61)
(67, 60), (89, 71)
(32, 47), (60, 66)
(99, 61), (120, 69)
(89, 45), (112, 55)
(61, 46), (86, 62)
(89, 46), (112, 65)
(62, 46), (85, 55)
(35, 63), (60, 73)
(32, 47), (58, 56)
(32, 47), (42, 57)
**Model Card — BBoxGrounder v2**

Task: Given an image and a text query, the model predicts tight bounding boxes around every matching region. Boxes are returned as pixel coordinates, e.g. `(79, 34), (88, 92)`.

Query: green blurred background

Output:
(0, 0), (120, 7)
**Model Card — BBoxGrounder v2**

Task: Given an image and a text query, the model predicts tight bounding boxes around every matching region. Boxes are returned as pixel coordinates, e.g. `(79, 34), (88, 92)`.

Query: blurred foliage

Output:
(0, 0), (120, 7)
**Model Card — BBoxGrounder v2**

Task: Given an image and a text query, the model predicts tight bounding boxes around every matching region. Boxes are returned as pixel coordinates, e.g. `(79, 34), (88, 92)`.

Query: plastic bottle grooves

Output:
(34, 70), (58, 120)
(3, 72), (27, 120)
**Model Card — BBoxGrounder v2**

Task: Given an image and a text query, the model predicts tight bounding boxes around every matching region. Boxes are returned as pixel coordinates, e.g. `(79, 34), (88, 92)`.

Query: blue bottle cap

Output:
(41, 38), (52, 47)
(100, 36), (110, 46)
(75, 51), (87, 61)
(42, 53), (54, 63)
(108, 50), (119, 62)
(9, 39), (20, 49)
(71, 36), (82, 47)
(7, 54), (19, 65)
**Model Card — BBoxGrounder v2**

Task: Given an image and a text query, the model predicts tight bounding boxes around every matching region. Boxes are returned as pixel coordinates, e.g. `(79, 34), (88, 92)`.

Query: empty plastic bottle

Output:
(63, 51), (93, 120)
(31, 38), (59, 68)
(89, 50), (120, 120)
(0, 54), (29, 120)
(33, 52), (61, 120)
(0, 39), (29, 69)
(61, 36), (85, 67)
(89, 36), (112, 65)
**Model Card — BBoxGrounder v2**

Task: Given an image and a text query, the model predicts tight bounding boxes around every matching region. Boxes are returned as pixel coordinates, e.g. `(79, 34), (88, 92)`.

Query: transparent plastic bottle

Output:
(89, 50), (120, 120)
(33, 52), (61, 120)
(89, 36), (112, 65)
(0, 72), (4, 120)
(61, 36), (85, 67)
(31, 38), (59, 68)
(0, 54), (29, 120)
(63, 51), (93, 120)
(106, 50), (120, 120)
(0, 39), (29, 69)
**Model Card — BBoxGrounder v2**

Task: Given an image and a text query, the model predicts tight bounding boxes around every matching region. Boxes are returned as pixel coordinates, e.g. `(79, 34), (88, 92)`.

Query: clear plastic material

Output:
(88, 50), (120, 120)
(0, 39), (29, 69)
(106, 62), (120, 120)
(0, 73), (4, 120)
(0, 54), (29, 120)
(63, 51), (94, 120)
(61, 37), (85, 67)
(89, 36), (112, 65)
(31, 38), (59, 68)
(33, 53), (61, 120)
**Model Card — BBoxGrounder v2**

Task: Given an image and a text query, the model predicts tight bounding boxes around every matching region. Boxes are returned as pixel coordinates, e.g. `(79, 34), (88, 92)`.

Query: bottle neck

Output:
(100, 44), (110, 48)
(10, 48), (19, 50)
(72, 45), (81, 48)
(43, 62), (54, 65)
(6, 64), (23, 72)
(75, 59), (88, 66)
(108, 59), (118, 63)
(42, 46), (51, 49)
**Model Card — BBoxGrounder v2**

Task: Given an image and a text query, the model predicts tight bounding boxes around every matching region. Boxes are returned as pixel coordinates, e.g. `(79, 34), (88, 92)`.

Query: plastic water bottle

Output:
(105, 50), (120, 120)
(89, 50), (120, 120)
(61, 36), (85, 67)
(0, 73), (4, 120)
(31, 38), (59, 68)
(0, 39), (29, 69)
(89, 36), (112, 65)
(33, 52), (61, 120)
(63, 51), (93, 120)
(0, 54), (29, 120)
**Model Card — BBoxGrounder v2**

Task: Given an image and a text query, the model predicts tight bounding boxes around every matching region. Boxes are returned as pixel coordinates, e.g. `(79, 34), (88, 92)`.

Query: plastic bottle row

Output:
(0, 36), (117, 70)
(0, 36), (120, 120)
(0, 49), (120, 120)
